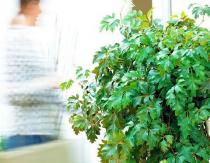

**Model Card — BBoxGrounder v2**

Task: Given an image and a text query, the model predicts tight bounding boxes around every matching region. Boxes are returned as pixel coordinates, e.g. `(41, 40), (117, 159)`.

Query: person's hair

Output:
(20, 0), (40, 6)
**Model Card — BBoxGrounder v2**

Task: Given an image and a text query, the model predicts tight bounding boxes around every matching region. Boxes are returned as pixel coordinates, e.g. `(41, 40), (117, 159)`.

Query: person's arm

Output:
(24, 73), (64, 90)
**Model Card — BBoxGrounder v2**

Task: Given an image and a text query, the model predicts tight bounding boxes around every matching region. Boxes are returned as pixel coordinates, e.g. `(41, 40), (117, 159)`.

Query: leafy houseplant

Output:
(61, 5), (210, 163)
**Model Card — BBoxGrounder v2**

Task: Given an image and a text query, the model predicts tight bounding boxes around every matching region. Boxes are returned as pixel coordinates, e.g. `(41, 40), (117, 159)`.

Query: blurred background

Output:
(0, 0), (209, 163)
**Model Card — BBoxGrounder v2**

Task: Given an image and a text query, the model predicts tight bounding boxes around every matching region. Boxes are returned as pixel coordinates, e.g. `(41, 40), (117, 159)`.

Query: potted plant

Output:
(61, 4), (210, 162)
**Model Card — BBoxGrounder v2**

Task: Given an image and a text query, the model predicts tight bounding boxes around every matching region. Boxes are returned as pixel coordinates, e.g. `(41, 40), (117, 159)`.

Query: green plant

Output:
(62, 6), (210, 163)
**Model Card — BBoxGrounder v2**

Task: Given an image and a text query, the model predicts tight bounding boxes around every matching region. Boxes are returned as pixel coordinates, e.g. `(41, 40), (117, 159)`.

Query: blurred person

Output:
(1, 0), (64, 150)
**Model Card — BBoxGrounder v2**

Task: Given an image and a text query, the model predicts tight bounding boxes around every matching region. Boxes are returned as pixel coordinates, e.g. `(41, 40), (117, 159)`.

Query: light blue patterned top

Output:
(0, 25), (64, 136)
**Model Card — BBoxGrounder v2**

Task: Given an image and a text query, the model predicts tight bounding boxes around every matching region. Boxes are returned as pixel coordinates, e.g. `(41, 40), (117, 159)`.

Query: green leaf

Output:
(190, 4), (210, 19)
(70, 115), (88, 134)
(100, 14), (120, 32)
(107, 89), (123, 111)
(178, 146), (195, 162)
(178, 117), (192, 139)
(147, 131), (160, 150)
(60, 80), (73, 91)
(176, 155), (186, 163)
(165, 135), (173, 145)
(86, 126), (100, 143)
(160, 160), (167, 163)
(157, 48), (170, 60)
(102, 144), (118, 159)
(196, 148), (210, 160)
(160, 140), (169, 153)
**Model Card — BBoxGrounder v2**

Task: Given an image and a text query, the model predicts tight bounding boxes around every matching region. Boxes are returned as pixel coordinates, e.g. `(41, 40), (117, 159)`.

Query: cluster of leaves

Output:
(189, 3), (210, 19)
(61, 7), (210, 163)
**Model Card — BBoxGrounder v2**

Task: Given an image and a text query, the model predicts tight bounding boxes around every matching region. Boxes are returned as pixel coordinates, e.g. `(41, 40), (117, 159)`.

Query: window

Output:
(152, 0), (210, 27)
(171, 0), (210, 28)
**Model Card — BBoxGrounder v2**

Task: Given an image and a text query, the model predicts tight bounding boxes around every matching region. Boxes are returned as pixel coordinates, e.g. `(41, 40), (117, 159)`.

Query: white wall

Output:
(152, 0), (172, 23)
